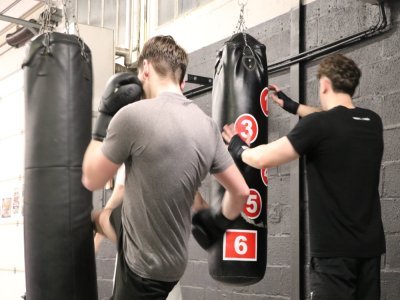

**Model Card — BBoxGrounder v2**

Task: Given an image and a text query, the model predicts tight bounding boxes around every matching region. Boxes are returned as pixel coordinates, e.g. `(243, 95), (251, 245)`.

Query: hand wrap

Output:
(277, 91), (299, 115)
(228, 134), (249, 161)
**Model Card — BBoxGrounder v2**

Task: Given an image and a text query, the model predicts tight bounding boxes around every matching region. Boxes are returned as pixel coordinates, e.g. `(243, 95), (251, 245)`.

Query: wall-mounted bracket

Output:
(184, 74), (213, 99)
(0, 14), (41, 30)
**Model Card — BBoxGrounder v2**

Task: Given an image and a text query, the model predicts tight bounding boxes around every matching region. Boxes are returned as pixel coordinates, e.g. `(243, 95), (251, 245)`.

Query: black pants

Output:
(310, 256), (381, 300)
(109, 206), (178, 300)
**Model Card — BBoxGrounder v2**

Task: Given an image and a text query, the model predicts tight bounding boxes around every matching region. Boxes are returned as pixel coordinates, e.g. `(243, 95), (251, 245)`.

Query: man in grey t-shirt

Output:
(82, 35), (249, 300)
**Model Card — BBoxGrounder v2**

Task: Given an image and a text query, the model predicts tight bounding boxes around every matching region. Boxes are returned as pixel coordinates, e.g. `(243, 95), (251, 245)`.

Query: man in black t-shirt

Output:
(222, 53), (385, 300)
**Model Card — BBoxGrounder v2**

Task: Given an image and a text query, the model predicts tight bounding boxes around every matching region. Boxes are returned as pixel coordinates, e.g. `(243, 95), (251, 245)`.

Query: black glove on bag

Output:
(276, 91), (299, 115)
(92, 72), (143, 141)
(192, 209), (237, 250)
(228, 134), (249, 161)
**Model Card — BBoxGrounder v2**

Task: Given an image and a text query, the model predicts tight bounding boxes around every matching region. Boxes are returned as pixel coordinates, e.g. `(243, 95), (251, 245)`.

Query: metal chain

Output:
(233, 1), (253, 57)
(39, 0), (53, 34)
(62, 0), (70, 34)
(40, 0), (54, 54)
(233, 2), (247, 34)
(61, 0), (87, 60)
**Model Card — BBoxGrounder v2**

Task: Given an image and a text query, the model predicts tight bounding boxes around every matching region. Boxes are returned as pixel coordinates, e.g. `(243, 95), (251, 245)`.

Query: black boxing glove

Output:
(92, 72), (143, 141)
(191, 208), (237, 250)
(228, 134), (249, 162)
(276, 91), (299, 115)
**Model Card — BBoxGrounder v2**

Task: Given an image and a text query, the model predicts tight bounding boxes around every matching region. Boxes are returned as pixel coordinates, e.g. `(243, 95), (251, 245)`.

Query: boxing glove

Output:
(192, 208), (237, 250)
(276, 91), (299, 115)
(92, 72), (143, 141)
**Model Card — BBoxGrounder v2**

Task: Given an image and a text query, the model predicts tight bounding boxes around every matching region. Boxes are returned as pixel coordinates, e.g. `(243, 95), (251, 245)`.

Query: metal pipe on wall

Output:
(87, 0), (91, 25)
(289, 1), (301, 299)
(101, 0), (105, 27)
(115, 0), (120, 48)
(127, 0), (135, 66)
(269, 1), (389, 73)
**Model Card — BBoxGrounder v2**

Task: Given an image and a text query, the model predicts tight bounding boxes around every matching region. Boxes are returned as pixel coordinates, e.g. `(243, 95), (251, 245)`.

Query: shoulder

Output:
(355, 107), (382, 122)
(296, 111), (325, 127)
(115, 99), (159, 119)
(287, 111), (326, 155)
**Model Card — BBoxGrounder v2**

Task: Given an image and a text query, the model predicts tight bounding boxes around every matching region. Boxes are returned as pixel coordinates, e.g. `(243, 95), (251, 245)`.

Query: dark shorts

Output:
(310, 256), (381, 300)
(109, 205), (178, 300)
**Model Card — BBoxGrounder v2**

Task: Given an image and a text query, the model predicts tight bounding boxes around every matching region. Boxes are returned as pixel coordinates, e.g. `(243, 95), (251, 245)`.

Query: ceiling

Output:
(0, 0), (44, 55)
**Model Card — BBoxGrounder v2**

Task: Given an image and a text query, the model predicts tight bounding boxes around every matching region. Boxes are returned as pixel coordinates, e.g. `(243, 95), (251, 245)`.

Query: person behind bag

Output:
(223, 53), (385, 300)
(82, 35), (249, 300)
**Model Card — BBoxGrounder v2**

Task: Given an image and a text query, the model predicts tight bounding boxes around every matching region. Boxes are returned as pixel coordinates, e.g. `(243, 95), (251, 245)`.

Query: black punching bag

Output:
(210, 32), (269, 285)
(23, 32), (97, 300)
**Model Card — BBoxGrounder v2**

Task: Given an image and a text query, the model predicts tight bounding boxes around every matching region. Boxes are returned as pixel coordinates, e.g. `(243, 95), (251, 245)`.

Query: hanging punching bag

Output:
(210, 32), (269, 285)
(23, 32), (97, 300)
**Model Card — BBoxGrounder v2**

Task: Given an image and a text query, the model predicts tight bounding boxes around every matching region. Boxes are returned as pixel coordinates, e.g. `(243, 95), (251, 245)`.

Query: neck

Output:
(147, 79), (182, 99)
(324, 92), (355, 110)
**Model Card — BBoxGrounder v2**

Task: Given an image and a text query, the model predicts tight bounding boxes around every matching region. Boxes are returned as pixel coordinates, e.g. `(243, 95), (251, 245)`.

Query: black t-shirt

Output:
(287, 106), (386, 257)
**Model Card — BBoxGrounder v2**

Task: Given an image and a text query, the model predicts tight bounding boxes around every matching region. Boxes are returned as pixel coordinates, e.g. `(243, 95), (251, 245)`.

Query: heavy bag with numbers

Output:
(23, 32), (97, 300)
(210, 32), (269, 285)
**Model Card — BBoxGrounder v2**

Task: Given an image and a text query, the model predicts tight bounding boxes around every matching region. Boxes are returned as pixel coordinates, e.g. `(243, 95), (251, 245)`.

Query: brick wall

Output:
(95, 0), (400, 299)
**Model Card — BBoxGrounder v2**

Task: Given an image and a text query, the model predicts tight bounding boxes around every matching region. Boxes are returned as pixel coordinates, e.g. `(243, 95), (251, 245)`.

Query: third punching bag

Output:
(23, 32), (97, 299)
(210, 32), (269, 285)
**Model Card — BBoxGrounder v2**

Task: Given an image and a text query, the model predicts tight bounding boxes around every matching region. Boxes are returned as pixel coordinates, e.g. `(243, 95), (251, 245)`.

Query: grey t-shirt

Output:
(102, 92), (233, 281)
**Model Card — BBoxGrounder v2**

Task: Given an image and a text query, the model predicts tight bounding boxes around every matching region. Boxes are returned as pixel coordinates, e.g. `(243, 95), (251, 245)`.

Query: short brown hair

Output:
(137, 35), (188, 85)
(317, 53), (361, 96)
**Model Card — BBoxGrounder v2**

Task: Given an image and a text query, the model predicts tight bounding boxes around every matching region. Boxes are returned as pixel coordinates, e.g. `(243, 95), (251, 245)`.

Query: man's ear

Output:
(320, 76), (331, 95)
(180, 80), (186, 91)
(142, 59), (150, 79)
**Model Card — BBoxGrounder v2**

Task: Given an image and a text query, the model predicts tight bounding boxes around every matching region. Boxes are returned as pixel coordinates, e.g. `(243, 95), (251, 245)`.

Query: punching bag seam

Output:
(66, 42), (77, 300)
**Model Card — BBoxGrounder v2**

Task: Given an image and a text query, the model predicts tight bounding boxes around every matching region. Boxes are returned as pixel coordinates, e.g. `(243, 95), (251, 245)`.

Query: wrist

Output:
(92, 113), (112, 141)
(228, 134), (249, 162)
(277, 91), (299, 115)
(240, 146), (249, 160)
(214, 209), (237, 230)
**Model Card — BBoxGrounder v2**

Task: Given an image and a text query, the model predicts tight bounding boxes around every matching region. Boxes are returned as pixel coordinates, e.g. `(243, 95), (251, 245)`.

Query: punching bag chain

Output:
(234, 1), (247, 34)
(62, 0), (87, 61)
(40, 0), (55, 54)
(233, 1), (253, 57)
(40, 0), (53, 33)
(62, 0), (70, 34)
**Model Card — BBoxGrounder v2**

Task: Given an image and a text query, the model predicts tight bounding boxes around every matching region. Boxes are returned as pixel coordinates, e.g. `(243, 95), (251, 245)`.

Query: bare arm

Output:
(241, 136), (300, 169)
(192, 192), (209, 212)
(222, 124), (300, 170)
(296, 104), (322, 117)
(213, 164), (250, 220)
(82, 140), (120, 191)
(105, 184), (124, 209)
(93, 183), (124, 251)
(269, 84), (321, 117)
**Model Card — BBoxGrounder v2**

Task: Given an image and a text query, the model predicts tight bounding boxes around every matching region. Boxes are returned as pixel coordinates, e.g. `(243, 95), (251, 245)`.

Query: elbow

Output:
(238, 185), (250, 207)
(241, 186), (251, 200)
(82, 175), (96, 192)
(243, 150), (268, 170)
(253, 151), (274, 169)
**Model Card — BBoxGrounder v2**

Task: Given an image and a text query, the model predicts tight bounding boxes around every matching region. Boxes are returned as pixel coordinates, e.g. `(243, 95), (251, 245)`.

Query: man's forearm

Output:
(82, 140), (120, 191)
(82, 140), (104, 190)
(214, 165), (250, 220)
(241, 137), (300, 170)
(297, 104), (322, 117)
(220, 190), (248, 220)
(105, 184), (124, 209)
